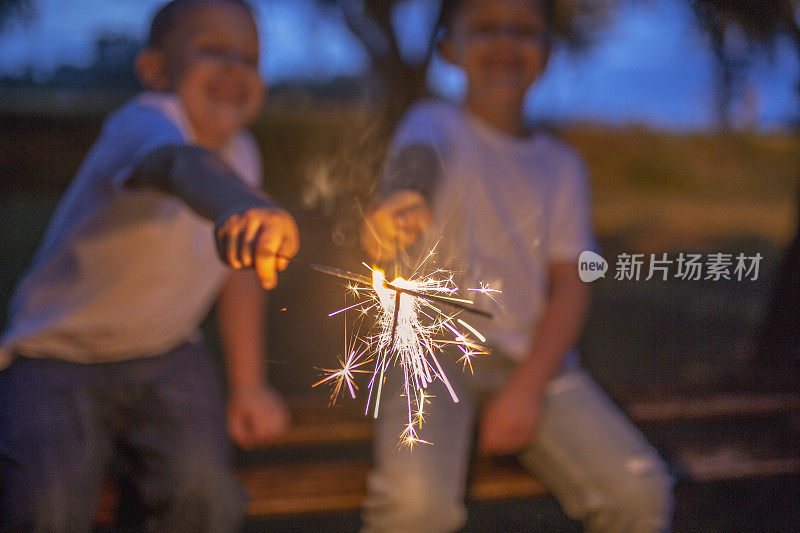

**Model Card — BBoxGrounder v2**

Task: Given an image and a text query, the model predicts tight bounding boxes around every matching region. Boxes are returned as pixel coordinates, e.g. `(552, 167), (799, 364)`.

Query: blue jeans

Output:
(0, 342), (246, 532)
(362, 354), (673, 533)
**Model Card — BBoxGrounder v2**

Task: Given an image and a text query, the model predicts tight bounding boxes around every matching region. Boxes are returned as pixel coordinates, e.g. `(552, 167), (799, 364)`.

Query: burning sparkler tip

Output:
(317, 253), (497, 445)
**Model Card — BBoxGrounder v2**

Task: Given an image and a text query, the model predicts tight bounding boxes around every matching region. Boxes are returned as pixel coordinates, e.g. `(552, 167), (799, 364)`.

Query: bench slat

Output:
(278, 392), (800, 448)
(627, 393), (800, 423)
(238, 457), (548, 516)
(96, 391), (800, 521)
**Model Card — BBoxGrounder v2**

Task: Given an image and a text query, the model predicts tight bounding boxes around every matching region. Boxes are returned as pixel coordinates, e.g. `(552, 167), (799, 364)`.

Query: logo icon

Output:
(578, 251), (608, 282)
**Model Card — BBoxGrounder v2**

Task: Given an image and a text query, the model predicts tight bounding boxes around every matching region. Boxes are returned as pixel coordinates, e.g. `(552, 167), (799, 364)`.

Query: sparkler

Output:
(311, 324), (372, 407)
(310, 249), (498, 446)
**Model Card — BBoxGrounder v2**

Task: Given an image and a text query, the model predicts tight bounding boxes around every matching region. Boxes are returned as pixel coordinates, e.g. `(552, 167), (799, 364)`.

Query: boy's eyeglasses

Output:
(194, 46), (259, 69)
(467, 24), (550, 45)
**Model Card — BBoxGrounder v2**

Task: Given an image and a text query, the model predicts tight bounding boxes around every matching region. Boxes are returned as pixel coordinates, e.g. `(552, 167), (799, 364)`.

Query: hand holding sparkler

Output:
(361, 190), (431, 261)
(215, 207), (300, 289)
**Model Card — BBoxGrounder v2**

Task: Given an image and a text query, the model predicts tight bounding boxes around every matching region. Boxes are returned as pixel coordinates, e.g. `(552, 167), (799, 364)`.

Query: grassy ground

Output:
(1, 103), (797, 402)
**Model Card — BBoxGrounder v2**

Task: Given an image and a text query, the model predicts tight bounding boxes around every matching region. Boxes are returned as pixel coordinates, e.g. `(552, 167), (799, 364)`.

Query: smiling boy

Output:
(361, 1), (673, 532)
(0, 1), (298, 530)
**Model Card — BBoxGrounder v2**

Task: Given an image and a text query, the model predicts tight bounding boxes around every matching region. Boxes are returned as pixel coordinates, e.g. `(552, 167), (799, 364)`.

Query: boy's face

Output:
(140, 1), (264, 148)
(444, 0), (549, 106)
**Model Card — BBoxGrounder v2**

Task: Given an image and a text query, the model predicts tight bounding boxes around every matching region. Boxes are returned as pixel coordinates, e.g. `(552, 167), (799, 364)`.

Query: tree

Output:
(689, 0), (798, 130)
(315, 0), (617, 129)
(690, 0), (800, 388)
(0, 0), (34, 31)
(693, 9), (751, 130)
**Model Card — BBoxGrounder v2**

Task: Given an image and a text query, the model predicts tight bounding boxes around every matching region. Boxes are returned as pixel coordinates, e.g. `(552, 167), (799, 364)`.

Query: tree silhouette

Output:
(689, 0), (799, 130)
(315, 0), (616, 129)
(0, 0), (34, 31)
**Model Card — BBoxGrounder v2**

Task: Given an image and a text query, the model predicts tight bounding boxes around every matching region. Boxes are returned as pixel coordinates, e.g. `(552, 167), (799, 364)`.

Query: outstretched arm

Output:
(361, 143), (440, 262)
(128, 144), (299, 289)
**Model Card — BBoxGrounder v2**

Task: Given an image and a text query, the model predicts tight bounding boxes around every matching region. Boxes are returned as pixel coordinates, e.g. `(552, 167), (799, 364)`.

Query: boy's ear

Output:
(135, 49), (168, 91)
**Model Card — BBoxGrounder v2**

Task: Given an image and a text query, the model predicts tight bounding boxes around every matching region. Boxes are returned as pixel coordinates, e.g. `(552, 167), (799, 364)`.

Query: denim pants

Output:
(362, 354), (674, 533)
(0, 342), (246, 532)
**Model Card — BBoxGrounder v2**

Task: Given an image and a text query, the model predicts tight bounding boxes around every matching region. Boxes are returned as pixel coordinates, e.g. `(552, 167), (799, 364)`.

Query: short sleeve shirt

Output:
(389, 100), (596, 362)
(0, 92), (262, 368)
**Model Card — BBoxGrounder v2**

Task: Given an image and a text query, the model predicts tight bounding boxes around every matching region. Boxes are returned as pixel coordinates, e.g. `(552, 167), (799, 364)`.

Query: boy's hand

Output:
(227, 385), (290, 448)
(478, 380), (543, 454)
(215, 207), (300, 289)
(360, 190), (431, 262)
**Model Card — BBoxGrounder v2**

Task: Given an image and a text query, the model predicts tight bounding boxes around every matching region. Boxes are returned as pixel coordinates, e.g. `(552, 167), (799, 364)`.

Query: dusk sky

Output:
(0, 0), (796, 130)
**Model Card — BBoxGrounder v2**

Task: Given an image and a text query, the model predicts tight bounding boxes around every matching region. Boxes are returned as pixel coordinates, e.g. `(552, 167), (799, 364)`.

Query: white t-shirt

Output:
(0, 92), (262, 368)
(389, 100), (595, 362)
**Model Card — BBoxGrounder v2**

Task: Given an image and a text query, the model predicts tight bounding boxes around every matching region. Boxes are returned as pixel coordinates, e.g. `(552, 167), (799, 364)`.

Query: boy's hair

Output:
(436, 0), (555, 36)
(147, 0), (254, 49)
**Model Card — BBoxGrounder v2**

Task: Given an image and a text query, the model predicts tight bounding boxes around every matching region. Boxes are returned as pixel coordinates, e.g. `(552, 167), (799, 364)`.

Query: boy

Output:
(360, 1), (673, 531)
(0, 0), (298, 530)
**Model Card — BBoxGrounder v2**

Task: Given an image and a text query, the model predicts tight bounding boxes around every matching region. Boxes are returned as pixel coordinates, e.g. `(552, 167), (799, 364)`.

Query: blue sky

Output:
(0, 0), (796, 130)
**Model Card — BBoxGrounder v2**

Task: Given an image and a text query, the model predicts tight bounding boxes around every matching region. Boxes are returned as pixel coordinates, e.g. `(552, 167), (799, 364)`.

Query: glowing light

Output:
(317, 253), (497, 445)
(312, 333), (372, 406)
(467, 282), (502, 304)
(456, 318), (486, 343)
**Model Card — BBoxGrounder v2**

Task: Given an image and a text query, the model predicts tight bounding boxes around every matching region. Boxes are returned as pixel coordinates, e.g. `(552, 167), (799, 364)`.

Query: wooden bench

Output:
(277, 391), (800, 444)
(241, 391), (800, 515)
(626, 392), (800, 423)
(240, 456), (547, 516)
(627, 392), (800, 483)
(96, 391), (800, 523)
(94, 395), (549, 525)
(238, 395), (547, 516)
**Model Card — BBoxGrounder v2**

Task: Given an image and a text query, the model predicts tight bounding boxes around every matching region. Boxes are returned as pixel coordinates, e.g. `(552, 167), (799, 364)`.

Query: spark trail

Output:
(312, 251), (498, 446)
